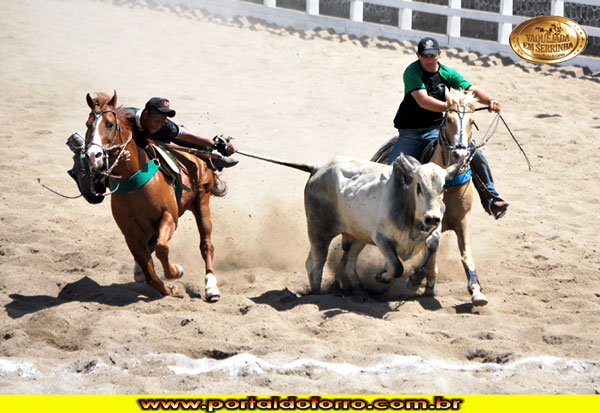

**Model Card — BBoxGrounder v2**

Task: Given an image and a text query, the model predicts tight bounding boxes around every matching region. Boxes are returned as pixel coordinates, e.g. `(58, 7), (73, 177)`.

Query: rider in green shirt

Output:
(389, 37), (508, 219)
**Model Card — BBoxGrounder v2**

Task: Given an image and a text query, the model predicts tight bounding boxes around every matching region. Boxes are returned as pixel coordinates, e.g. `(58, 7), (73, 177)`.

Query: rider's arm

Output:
(178, 127), (215, 148)
(467, 86), (501, 112)
(410, 89), (448, 112)
(179, 127), (237, 155)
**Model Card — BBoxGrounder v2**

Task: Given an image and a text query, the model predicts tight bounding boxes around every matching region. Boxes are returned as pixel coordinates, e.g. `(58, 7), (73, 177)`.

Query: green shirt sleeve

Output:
(403, 61), (425, 94)
(439, 64), (471, 90)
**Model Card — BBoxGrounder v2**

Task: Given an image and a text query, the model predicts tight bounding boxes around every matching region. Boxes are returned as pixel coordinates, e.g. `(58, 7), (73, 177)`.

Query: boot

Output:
(472, 172), (509, 219)
(208, 156), (239, 172)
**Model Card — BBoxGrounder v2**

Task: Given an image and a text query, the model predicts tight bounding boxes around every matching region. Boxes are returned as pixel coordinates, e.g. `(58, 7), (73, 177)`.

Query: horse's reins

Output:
(441, 105), (532, 171)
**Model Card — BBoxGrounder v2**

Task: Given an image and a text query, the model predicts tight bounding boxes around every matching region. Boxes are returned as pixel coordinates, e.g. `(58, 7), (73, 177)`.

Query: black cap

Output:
(144, 97), (176, 117)
(417, 37), (440, 56)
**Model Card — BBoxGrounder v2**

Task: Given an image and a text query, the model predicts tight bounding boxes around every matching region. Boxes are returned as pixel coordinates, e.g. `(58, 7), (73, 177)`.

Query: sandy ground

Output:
(1, 0), (600, 395)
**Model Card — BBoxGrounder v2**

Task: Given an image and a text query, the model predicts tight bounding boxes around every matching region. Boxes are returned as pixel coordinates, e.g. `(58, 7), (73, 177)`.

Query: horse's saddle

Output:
(419, 139), (438, 164)
(146, 143), (191, 195)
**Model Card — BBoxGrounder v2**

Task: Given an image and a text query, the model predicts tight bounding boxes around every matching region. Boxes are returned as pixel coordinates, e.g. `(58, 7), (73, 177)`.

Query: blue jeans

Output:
(389, 126), (500, 205)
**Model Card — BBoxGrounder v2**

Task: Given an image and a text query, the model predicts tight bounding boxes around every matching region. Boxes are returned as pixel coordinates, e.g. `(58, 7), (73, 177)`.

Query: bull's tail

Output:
(370, 136), (399, 165)
(237, 150), (316, 173)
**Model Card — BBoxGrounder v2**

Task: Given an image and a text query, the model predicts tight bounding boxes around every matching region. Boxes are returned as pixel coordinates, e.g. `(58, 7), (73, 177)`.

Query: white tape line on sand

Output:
(158, 353), (596, 379)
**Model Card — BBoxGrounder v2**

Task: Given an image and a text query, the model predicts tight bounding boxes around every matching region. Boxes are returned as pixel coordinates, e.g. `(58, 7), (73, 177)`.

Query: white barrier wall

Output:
(152, 0), (600, 73)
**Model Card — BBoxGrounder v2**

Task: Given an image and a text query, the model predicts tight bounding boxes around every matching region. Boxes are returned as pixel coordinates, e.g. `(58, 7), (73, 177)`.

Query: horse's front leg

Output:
(125, 236), (175, 297)
(192, 192), (219, 302)
(155, 211), (184, 280)
(455, 215), (488, 307)
(407, 227), (441, 294)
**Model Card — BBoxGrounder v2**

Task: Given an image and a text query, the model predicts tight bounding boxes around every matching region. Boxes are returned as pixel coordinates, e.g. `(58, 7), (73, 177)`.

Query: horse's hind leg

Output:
(192, 192), (219, 302)
(155, 211), (184, 280)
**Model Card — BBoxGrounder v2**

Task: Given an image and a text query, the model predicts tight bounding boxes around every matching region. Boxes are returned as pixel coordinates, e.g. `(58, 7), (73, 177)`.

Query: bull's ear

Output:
(86, 93), (94, 109)
(393, 153), (415, 186)
(445, 162), (462, 180)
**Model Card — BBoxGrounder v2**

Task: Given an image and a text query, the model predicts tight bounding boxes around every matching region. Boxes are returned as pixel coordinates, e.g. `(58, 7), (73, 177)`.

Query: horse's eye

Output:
(105, 121), (114, 129)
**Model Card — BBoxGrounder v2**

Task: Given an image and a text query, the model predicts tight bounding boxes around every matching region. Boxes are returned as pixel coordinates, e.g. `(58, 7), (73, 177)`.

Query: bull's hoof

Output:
(405, 277), (421, 293)
(166, 264), (184, 280)
(351, 285), (370, 301)
(375, 270), (392, 284)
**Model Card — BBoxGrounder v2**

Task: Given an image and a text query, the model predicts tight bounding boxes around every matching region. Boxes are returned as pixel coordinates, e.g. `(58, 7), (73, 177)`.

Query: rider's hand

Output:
(213, 135), (236, 156)
(488, 99), (501, 112)
(225, 141), (236, 156)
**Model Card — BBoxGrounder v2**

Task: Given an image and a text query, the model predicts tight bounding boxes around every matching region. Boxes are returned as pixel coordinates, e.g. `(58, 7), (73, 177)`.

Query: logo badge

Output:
(510, 15), (587, 64)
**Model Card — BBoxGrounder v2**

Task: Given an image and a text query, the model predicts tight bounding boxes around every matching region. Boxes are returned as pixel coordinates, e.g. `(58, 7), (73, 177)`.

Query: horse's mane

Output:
(446, 88), (479, 109)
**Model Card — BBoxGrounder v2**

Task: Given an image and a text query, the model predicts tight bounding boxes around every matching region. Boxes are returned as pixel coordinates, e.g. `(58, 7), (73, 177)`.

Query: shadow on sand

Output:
(5, 276), (161, 319)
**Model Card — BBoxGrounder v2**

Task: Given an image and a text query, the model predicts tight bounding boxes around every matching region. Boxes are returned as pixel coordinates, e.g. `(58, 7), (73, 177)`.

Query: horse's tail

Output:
(370, 136), (398, 165)
(211, 173), (228, 197)
(236, 150), (316, 174)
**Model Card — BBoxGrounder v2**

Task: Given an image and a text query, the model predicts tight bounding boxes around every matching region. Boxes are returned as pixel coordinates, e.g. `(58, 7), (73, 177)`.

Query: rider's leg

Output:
(470, 148), (509, 219)
(388, 126), (439, 165)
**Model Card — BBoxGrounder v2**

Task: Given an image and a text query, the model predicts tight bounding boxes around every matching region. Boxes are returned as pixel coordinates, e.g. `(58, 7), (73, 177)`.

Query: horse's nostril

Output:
(94, 151), (102, 159)
(425, 216), (440, 226)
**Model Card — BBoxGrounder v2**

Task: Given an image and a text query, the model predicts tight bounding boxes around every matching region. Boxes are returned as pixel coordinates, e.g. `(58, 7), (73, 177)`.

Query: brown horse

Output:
(371, 88), (488, 306)
(83, 91), (225, 301)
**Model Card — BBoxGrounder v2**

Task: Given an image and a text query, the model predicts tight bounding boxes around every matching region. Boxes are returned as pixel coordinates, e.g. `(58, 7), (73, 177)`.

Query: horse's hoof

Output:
(166, 264), (184, 280)
(472, 292), (488, 307)
(169, 285), (185, 299)
(423, 283), (436, 297)
(205, 287), (221, 302)
(205, 273), (220, 302)
(133, 263), (145, 283)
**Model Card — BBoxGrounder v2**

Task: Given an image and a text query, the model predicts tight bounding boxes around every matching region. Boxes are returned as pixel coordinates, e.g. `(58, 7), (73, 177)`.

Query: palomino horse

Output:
(371, 88), (488, 306)
(84, 91), (225, 301)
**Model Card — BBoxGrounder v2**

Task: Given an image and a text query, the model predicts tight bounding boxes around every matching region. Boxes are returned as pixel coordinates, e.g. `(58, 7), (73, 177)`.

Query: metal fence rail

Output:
(153, 0), (600, 72)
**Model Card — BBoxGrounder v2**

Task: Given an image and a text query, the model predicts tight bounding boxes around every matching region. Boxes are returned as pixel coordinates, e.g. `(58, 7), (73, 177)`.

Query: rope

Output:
(37, 178), (82, 199)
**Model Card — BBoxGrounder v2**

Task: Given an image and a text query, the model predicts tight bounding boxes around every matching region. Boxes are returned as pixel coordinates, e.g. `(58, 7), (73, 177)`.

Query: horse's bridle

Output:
(86, 104), (132, 177)
(439, 106), (474, 167)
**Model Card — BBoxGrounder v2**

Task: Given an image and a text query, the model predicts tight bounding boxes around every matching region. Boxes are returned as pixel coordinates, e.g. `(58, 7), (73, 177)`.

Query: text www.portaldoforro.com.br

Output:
(137, 396), (463, 411)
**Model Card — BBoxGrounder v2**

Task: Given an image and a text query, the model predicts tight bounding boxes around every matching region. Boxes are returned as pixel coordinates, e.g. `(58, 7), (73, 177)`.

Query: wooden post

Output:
(306, 0), (319, 16)
(398, 0), (412, 31)
(498, 0), (513, 45)
(551, 0), (565, 16)
(447, 0), (461, 38)
(264, 0), (275, 7)
(350, 0), (364, 23)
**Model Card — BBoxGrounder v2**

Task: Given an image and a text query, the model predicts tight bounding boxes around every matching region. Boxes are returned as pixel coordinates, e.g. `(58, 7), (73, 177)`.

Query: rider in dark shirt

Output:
(122, 97), (237, 167)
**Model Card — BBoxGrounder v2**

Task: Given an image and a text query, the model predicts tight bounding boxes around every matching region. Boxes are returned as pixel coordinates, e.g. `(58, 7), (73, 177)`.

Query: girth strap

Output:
(109, 159), (160, 194)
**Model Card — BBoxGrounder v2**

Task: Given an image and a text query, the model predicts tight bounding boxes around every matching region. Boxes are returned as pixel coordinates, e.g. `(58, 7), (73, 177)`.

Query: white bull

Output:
(304, 153), (460, 298)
